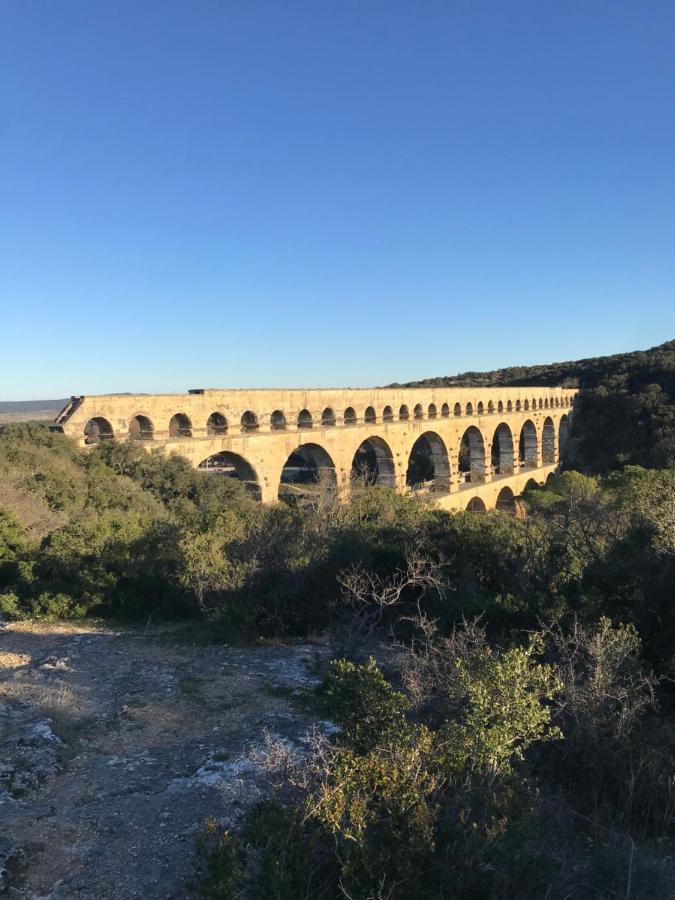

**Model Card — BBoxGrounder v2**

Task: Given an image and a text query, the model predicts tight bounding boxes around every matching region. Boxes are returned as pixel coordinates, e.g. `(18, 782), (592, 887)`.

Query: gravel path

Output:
(0, 621), (326, 899)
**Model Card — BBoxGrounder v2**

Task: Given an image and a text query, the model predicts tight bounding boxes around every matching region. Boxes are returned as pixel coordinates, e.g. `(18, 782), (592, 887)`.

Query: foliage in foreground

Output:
(2, 426), (675, 680)
(195, 621), (673, 899)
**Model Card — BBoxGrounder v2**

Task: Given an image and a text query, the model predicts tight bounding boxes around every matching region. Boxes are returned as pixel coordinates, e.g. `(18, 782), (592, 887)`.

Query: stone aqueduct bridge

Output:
(53, 386), (577, 511)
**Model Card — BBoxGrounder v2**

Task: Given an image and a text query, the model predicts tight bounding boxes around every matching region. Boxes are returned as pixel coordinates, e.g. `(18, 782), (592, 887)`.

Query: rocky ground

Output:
(0, 621), (329, 899)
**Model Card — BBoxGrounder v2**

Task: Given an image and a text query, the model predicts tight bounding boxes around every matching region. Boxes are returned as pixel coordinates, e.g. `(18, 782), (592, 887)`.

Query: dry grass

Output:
(34, 682), (96, 744)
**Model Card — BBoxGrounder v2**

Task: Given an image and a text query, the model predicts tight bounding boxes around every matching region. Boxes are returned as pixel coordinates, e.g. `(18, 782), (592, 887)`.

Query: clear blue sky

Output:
(2, 1), (675, 399)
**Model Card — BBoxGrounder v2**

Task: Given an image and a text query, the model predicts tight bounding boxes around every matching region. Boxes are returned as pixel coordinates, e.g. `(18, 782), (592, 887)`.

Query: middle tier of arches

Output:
(195, 414), (569, 503)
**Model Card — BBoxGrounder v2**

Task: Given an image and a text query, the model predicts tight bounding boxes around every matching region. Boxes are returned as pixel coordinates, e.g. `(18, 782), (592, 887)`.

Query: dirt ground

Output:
(0, 621), (328, 899)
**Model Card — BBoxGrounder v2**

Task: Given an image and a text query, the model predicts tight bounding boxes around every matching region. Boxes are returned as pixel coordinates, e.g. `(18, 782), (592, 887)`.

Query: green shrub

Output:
(317, 657), (410, 753)
(0, 590), (21, 619)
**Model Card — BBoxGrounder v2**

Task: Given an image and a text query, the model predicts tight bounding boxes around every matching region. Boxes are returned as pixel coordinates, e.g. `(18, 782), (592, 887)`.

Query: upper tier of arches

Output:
(81, 394), (576, 443)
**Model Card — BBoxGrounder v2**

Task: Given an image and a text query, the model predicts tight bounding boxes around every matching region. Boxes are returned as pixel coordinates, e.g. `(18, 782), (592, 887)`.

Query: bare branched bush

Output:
(332, 546), (447, 660)
(541, 616), (673, 837)
(396, 615), (488, 719)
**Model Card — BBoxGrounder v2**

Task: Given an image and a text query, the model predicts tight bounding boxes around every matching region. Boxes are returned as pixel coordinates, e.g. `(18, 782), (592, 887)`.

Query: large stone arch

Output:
(496, 485), (516, 513)
(241, 410), (259, 433)
(206, 412), (228, 436)
(518, 420), (537, 467)
(198, 451), (261, 500)
(129, 415), (154, 441)
(559, 414), (570, 457)
(169, 413), (192, 438)
(297, 409), (313, 429)
(351, 435), (396, 488)
(406, 431), (450, 493)
(271, 410), (287, 431)
(278, 442), (337, 505)
(458, 426), (485, 483)
(466, 496), (487, 513)
(84, 416), (114, 444)
(491, 423), (514, 475)
(542, 416), (556, 463)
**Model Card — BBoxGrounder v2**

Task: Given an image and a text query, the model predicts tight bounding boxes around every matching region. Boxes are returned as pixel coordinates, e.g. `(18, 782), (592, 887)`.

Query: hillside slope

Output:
(391, 340), (675, 391)
(395, 340), (675, 473)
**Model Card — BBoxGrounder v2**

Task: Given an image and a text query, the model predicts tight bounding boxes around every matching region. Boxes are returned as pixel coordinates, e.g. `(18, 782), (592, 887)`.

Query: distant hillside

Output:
(395, 341), (675, 474)
(0, 399), (67, 424)
(390, 340), (675, 392)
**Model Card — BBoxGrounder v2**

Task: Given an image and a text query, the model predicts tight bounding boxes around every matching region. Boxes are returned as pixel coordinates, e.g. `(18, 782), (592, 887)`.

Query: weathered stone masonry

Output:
(52, 386), (577, 511)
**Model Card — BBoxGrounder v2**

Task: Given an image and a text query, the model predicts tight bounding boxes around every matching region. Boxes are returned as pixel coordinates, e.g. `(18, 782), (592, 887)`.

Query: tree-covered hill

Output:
(393, 340), (675, 473)
(390, 339), (675, 392)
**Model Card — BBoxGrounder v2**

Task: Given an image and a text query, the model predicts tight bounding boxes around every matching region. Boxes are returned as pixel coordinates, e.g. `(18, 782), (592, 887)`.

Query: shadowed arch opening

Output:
(241, 411), (259, 433)
(441, 403), (450, 417)
(271, 410), (287, 431)
(169, 413), (192, 438)
(129, 415), (154, 441)
(321, 407), (336, 427)
(507, 400), (513, 412)
(351, 436), (396, 487)
(498, 401), (504, 414)
(414, 403), (424, 420)
(344, 407), (357, 425)
(559, 414), (570, 457)
(383, 405), (394, 423)
(84, 417), (114, 444)
(454, 403), (462, 416)
(466, 497), (486, 513)
(524, 399), (530, 411)
(466, 402), (474, 416)
(278, 443), (337, 505)
(491, 423), (514, 475)
(539, 399), (544, 409)
(459, 426), (485, 482)
(297, 409), (313, 429)
(477, 401), (484, 415)
(206, 412), (227, 436)
(364, 406), (376, 424)
(488, 401), (494, 414)
(399, 404), (409, 421)
(542, 417), (556, 463)
(519, 420), (537, 467)
(544, 398), (549, 409)
(406, 431), (450, 493)
(496, 486), (516, 514)
(428, 403), (437, 419)
(515, 400), (521, 411)
(524, 478), (541, 493)
(198, 452), (261, 500)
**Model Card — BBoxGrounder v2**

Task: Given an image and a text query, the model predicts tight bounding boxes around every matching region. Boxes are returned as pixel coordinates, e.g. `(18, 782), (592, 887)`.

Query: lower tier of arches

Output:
(432, 465), (558, 512)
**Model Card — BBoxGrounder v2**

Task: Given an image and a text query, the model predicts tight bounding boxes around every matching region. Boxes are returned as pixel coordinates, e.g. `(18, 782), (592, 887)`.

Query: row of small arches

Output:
(199, 418), (569, 503)
(84, 396), (574, 443)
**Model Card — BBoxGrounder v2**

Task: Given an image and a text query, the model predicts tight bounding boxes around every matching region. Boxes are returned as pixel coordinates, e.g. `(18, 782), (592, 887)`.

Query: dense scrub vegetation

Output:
(394, 339), (675, 472)
(2, 339), (675, 897)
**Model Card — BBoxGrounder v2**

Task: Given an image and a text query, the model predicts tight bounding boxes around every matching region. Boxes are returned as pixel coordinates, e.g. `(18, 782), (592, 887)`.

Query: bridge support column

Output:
(258, 480), (279, 504)
(394, 469), (408, 494)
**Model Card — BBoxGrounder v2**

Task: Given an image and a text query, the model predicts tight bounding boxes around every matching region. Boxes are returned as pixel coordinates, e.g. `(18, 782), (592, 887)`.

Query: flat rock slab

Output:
(0, 622), (327, 899)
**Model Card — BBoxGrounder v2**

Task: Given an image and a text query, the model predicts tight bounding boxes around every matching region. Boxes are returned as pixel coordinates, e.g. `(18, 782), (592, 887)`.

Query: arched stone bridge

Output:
(53, 386), (577, 511)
